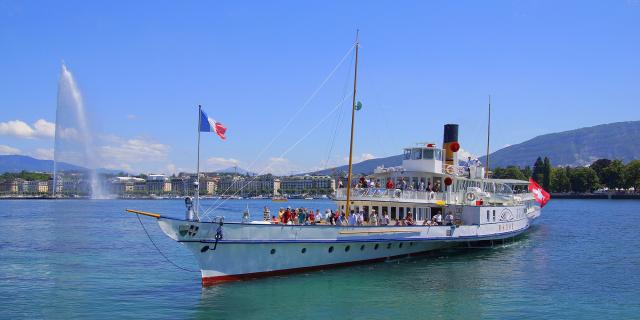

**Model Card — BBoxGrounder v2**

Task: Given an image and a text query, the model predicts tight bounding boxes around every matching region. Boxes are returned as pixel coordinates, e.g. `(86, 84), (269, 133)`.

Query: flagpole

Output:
(196, 105), (202, 220)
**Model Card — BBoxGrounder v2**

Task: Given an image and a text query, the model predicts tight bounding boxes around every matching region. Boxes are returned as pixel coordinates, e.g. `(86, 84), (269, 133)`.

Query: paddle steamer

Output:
(127, 33), (546, 286)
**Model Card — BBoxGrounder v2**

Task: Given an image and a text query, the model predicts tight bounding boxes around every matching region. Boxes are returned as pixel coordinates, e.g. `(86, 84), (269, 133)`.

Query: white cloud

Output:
(343, 153), (376, 163)
(0, 145), (21, 155)
(99, 137), (170, 172)
(0, 119), (55, 139)
(33, 119), (55, 138)
(32, 148), (54, 160)
(457, 148), (478, 161)
(261, 157), (296, 176)
(126, 114), (137, 120)
(206, 157), (240, 170)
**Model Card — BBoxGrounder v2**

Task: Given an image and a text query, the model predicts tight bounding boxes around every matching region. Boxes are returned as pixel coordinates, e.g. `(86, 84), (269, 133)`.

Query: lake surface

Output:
(1, 199), (639, 319)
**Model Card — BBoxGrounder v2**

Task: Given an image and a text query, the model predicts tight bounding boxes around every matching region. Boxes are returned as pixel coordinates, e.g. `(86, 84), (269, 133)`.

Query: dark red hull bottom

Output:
(201, 251), (433, 286)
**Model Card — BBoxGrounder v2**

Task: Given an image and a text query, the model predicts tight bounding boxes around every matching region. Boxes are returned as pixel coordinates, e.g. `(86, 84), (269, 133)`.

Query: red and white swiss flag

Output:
(528, 178), (551, 207)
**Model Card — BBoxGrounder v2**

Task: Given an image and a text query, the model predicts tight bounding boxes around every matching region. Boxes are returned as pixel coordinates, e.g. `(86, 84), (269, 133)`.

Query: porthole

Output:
(328, 246), (334, 253)
(387, 243), (392, 249)
(374, 244), (379, 250)
(270, 249), (276, 255)
(399, 243), (403, 248)
(345, 245), (351, 252)
(360, 245), (365, 251)
(301, 248), (307, 254)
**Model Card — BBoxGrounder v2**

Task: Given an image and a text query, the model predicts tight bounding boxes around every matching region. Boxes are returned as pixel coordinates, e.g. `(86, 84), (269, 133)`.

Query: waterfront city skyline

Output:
(1, 1), (639, 175)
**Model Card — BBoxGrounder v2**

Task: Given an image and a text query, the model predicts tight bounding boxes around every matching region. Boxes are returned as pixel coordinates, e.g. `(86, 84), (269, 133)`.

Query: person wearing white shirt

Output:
(434, 213), (443, 225)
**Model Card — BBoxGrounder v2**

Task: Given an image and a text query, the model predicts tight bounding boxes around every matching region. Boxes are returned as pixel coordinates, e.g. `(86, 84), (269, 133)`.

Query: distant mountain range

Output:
(0, 155), (84, 173)
(0, 155), (121, 174)
(311, 120), (640, 175)
(214, 166), (257, 176)
(479, 121), (640, 168)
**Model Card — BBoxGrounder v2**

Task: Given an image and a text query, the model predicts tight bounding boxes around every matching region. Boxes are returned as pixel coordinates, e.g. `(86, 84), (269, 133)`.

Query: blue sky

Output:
(1, 0), (639, 174)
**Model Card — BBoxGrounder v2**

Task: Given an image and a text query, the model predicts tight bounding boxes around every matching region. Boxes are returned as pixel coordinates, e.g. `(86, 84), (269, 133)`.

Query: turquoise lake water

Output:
(1, 199), (639, 319)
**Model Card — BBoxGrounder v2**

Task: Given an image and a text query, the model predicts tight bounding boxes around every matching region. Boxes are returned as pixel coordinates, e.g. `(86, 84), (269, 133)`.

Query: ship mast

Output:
(485, 95), (491, 178)
(345, 30), (360, 218)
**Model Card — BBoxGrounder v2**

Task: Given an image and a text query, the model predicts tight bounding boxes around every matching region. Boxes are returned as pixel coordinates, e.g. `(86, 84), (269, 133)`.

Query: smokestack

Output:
(443, 124), (460, 167)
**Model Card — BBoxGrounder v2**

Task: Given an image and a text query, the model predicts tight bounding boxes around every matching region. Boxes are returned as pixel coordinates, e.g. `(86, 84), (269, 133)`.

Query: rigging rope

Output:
(323, 51), (355, 170)
(201, 92), (353, 218)
(202, 44), (356, 214)
(136, 214), (199, 273)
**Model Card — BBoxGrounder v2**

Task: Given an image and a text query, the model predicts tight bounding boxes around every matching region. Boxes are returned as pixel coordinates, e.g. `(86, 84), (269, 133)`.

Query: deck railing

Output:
(334, 188), (445, 203)
(334, 187), (532, 206)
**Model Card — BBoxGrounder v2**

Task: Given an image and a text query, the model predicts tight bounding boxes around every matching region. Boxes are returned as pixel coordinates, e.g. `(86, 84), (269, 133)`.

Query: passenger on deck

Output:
(419, 180), (425, 191)
(386, 178), (394, 189)
(375, 179), (381, 188)
(338, 212), (346, 225)
(359, 176), (367, 188)
(405, 211), (415, 226)
(315, 209), (323, 223)
(308, 210), (315, 224)
(356, 211), (365, 226)
(369, 209), (378, 226)
(427, 180), (433, 192)
(423, 219), (432, 226)
(382, 212), (390, 225)
(298, 209), (307, 225)
(445, 213), (454, 226)
(433, 212), (443, 225)
(400, 178), (407, 191)
(348, 211), (356, 226)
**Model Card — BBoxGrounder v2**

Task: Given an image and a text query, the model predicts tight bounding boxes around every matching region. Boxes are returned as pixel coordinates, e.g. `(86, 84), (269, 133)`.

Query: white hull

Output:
(157, 206), (540, 285)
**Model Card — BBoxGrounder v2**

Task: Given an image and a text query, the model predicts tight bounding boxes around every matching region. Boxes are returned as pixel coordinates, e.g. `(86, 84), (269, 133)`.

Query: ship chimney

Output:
(443, 124), (460, 167)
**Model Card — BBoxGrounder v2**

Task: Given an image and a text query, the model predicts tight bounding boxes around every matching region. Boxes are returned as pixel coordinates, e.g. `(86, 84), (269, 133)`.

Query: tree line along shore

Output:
(492, 157), (640, 195)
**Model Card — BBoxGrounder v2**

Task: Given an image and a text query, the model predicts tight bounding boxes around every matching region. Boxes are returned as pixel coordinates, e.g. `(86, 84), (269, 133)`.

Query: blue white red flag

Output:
(199, 109), (227, 140)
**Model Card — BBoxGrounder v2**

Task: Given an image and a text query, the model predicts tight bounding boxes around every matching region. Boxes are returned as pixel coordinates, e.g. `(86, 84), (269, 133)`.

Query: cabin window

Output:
(492, 210), (496, 222)
(391, 207), (397, 220)
(423, 149), (434, 160)
(412, 148), (422, 160)
(486, 210), (490, 222)
(404, 149), (411, 160)
(435, 149), (442, 161)
(399, 207), (404, 219)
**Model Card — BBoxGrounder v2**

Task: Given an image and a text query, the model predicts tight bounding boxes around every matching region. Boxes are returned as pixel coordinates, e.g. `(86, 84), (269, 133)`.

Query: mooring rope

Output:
(136, 214), (199, 273)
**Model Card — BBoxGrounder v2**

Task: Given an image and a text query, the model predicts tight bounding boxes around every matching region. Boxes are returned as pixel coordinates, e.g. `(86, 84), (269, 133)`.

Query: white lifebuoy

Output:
(465, 192), (476, 202)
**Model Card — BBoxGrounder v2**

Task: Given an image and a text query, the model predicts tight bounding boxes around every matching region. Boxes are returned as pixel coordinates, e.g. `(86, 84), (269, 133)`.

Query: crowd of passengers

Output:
(269, 206), (455, 227)
(338, 176), (442, 193)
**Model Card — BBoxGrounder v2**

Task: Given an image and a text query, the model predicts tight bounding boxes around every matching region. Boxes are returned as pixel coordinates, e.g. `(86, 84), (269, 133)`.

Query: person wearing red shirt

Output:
(386, 178), (394, 189)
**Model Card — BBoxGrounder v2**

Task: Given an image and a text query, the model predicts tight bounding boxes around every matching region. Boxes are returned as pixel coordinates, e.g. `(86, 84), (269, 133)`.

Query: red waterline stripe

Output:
(201, 250), (434, 286)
